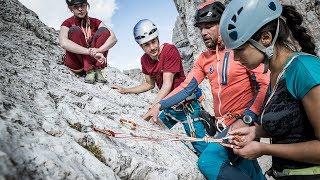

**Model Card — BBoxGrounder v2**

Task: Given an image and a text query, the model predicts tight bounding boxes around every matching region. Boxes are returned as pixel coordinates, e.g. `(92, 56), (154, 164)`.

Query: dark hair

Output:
(252, 5), (316, 55)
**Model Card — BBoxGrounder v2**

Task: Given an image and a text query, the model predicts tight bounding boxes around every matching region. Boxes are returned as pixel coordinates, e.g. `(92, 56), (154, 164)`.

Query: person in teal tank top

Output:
(219, 0), (320, 179)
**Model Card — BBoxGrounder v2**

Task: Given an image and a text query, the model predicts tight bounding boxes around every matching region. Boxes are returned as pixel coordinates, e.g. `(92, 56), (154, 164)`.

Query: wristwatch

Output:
(242, 115), (254, 126)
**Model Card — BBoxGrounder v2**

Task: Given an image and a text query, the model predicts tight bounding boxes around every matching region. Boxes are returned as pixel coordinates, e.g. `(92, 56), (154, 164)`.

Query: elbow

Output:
(59, 40), (67, 49)
(149, 84), (155, 90)
(111, 36), (118, 46)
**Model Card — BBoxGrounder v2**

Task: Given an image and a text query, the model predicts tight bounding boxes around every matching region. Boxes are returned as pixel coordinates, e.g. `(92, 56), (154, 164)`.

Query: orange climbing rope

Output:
(92, 118), (236, 145)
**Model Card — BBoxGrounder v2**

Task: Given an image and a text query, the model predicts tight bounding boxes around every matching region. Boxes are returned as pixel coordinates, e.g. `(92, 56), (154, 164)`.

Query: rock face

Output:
(1, 0), (320, 178)
(0, 0), (205, 179)
(172, 0), (206, 73)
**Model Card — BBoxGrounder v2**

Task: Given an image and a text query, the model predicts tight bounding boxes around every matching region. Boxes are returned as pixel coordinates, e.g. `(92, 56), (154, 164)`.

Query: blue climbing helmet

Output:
(219, 0), (282, 59)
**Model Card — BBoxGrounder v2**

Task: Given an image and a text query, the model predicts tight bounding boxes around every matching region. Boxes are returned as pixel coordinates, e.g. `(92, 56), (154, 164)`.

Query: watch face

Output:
(243, 115), (253, 124)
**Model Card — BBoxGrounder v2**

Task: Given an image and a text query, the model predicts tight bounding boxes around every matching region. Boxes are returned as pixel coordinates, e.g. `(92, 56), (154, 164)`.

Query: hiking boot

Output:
(96, 69), (107, 83)
(84, 70), (96, 84)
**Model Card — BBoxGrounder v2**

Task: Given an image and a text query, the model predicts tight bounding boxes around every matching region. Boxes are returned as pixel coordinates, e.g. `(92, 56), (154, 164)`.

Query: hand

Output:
(233, 141), (265, 159)
(94, 53), (106, 64)
(228, 126), (256, 147)
(229, 119), (248, 132)
(111, 85), (127, 94)
(143, 103), (161, 123)
(88, 48), (99, 57)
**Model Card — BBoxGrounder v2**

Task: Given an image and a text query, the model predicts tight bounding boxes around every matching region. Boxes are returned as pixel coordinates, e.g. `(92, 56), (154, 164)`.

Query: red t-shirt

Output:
(141, 43), (185, 92)
(61, 16), (101, 36)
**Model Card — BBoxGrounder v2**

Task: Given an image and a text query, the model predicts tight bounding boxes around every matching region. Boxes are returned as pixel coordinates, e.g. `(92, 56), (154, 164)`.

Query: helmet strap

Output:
(248, 18), (280, 73)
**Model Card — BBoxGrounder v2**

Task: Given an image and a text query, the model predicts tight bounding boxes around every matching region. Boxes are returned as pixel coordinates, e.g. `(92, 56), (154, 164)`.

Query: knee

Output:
(68, 26), (83, 40)
(198, 144), (227, 168)
(95, 27), (111, 38)
(197, 153), (207, 171)
(197, 148), (216, 170)
(198, 153), (220, 179)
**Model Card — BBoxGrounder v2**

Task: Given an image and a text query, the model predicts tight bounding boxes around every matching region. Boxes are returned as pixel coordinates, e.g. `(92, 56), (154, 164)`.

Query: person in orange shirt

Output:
(144, 1), (268, 179)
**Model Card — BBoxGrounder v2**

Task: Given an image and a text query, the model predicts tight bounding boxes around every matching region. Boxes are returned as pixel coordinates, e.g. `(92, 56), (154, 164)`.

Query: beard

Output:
(203, 38), (217, 50)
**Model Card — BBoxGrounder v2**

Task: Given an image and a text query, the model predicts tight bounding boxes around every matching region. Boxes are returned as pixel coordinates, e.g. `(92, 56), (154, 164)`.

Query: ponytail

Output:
(282, 5), (316, 55)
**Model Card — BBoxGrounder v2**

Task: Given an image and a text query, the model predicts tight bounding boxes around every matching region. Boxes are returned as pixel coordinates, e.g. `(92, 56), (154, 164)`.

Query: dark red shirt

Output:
(61, 16), (101, 36)
(141, 43), (186, 92)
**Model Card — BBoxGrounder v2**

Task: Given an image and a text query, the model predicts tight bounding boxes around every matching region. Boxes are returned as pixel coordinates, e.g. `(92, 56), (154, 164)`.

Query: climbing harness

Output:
(182, 102), (197, 138)
(199, 109), (217, 136)
(215, 113), (241, 132)
(166, 93), (200, 138)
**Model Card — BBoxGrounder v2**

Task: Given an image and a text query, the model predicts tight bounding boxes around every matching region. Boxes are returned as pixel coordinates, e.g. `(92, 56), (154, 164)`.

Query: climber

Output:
(59, 0), (117, 84)
(219, 0), (320, 179)
(111, 19), (208, 154)
(143, 0), (269, 179)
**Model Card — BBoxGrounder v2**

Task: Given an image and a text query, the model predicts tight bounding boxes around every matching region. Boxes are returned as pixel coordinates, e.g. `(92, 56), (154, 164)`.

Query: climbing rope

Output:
(92, 118), (236, 145)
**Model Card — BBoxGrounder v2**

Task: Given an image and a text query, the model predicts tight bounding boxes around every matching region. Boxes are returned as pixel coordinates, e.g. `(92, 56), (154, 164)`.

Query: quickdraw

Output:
(119, 118), (137, 130)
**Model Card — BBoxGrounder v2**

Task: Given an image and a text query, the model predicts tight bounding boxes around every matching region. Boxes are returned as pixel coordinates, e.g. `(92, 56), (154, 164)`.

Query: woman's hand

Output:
(228, 126), (256, 147)
(233, 141), (266, 159)
(94, 53), (106, 65)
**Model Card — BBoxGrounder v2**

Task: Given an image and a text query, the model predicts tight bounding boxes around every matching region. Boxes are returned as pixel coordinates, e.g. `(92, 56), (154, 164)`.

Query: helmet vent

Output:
(237, 7), (243, 15)
(229, 31), (238, 40)
(149, 28), (157, 35)
(135, 35), (145, 40)
(231, 15), (237, 22)
(228, 24), (236, 30)
(268, 2), (276, 11)
(200, 12), (209, 17)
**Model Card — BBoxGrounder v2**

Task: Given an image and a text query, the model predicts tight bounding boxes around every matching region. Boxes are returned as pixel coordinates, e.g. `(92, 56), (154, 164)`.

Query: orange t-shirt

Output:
(160, 48), (269, 118)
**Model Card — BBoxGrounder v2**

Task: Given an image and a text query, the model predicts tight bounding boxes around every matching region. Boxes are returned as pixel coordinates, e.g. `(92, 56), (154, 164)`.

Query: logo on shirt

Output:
(209, 66), (214, 74)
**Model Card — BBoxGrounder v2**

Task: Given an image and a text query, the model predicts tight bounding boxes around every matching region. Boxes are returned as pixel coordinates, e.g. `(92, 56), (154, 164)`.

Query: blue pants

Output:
(159, 100), (208, 154)
(198, 143), (265, 180)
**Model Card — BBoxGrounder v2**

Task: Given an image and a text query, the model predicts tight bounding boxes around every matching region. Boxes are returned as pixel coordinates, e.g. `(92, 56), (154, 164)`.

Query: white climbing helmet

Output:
(133, 19), (159, 45)
(219, 0), (282, 51)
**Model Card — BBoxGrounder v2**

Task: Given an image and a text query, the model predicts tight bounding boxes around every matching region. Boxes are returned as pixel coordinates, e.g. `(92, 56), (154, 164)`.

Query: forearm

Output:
(263, 140), (320, 164)
(97, 34), (117, 52)
(254, 125), (270, 138)
(159, 77), (200, 110)
(60, 39), (90, 55)
(151, 86), (172, 106)
(125, 83), (154, 94)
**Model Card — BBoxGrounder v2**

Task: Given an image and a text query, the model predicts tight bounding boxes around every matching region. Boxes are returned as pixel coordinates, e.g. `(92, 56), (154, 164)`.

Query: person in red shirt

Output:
(112, 19), (208, 154)
(59, 0), (117, 83)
